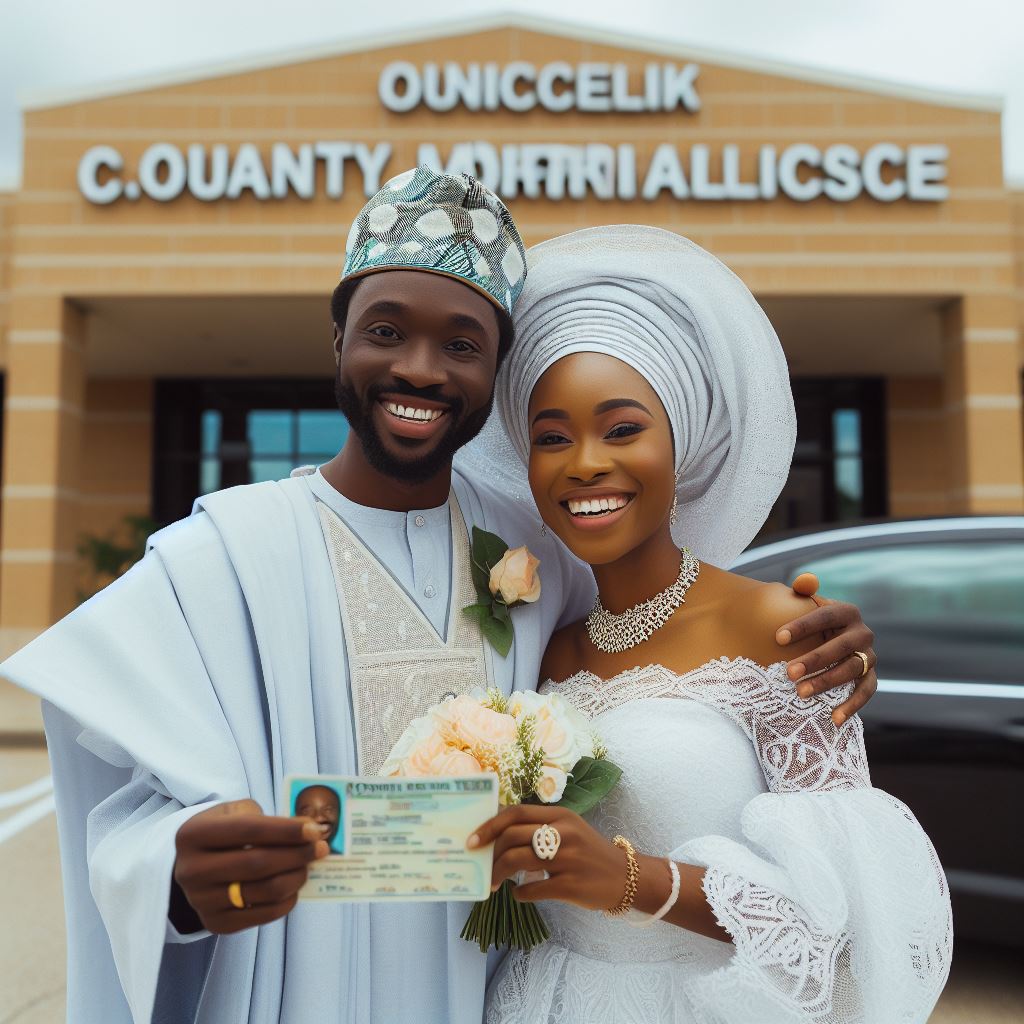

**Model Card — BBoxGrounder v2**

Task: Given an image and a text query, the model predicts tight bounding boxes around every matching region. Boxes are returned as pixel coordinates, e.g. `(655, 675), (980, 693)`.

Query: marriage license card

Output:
(282, 773), (498, 902)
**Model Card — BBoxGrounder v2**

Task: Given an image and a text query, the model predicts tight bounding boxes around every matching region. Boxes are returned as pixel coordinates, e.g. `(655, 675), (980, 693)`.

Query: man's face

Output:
(294, 785), (340, 846)
(334, 270), (502, 484)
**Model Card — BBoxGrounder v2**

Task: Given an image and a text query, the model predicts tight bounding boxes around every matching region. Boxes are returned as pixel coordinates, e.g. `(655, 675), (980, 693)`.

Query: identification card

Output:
(282, 773), (498, 902)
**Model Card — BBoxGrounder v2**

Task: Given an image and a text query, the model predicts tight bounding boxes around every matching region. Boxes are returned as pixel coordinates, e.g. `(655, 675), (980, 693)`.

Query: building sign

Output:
(77, 61), (950, 205)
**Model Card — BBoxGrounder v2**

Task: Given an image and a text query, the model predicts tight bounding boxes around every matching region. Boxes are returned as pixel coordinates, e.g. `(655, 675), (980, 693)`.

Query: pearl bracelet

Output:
(629, 859), (681, 928)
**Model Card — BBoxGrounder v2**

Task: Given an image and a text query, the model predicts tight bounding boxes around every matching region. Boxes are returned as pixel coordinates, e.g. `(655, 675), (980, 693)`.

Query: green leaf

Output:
(470, 556), (492, 595)
(480, 615), (514, 657)
(461, 602), (492, 626)
(469, 528), (506, 588)
(555, 756), (623, 816)
(491, 601), (512, 624)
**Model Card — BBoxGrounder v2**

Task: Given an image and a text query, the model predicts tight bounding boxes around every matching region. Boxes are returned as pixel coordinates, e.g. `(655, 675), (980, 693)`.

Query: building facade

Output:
(1, 16), (1022, 729)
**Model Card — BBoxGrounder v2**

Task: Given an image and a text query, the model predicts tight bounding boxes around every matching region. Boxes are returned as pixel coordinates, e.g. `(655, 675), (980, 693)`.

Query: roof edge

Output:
(19, 11), (1004, 114)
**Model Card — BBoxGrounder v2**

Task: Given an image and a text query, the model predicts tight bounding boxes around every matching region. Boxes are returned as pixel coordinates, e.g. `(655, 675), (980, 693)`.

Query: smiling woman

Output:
(529, 355), (677, 566)
(472, 224), (952, 1024)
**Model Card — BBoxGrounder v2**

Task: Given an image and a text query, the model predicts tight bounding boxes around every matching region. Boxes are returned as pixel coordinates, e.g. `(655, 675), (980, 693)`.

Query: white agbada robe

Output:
(1, 468), (594, 1024)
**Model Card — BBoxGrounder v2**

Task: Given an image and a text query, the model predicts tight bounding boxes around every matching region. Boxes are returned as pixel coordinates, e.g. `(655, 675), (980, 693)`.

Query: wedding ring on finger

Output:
(227, 881), (247, 910)
(532, 824), (561, 861)
(853, 651), (870, 678)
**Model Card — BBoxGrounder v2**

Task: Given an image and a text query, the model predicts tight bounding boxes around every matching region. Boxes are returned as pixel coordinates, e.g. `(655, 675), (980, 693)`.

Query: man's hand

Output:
(171, 799), (329, 935)
(780, 573), (877, 726)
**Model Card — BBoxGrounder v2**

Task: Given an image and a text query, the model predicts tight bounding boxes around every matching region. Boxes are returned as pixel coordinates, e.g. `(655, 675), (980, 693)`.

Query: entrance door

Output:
(153, 378), (347, 525)
(760, 377), (887, 537)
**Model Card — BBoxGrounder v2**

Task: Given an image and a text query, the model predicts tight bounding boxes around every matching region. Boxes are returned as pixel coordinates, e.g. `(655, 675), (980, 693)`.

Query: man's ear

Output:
(333, 323), (343, 366)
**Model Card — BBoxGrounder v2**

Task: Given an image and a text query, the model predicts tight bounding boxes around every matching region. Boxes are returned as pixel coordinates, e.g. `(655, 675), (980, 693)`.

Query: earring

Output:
(669, 494), (679, 528)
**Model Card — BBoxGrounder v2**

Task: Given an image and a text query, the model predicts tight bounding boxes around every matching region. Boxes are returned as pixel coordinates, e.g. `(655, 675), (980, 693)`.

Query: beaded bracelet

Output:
(605, 835), (640, 916)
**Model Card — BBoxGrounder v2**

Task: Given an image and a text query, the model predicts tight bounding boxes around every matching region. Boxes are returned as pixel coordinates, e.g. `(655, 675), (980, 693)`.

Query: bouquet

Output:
(382, 688), (622, 951)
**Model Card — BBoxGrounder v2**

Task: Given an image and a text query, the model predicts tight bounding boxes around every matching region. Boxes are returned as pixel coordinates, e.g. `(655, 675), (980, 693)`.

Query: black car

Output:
(730, 516), (1024, 947)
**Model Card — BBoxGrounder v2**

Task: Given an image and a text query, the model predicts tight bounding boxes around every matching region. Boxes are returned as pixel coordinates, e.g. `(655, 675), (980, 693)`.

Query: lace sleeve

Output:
(677, 664), (951, 1023)
(746, 672), (871, 794)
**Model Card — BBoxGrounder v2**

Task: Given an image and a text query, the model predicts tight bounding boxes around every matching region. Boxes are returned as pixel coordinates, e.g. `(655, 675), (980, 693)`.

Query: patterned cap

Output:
(342, 166), (527, 315)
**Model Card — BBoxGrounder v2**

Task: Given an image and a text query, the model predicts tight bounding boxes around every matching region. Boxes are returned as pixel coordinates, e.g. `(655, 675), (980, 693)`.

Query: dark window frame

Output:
(152, 378), (342, 526)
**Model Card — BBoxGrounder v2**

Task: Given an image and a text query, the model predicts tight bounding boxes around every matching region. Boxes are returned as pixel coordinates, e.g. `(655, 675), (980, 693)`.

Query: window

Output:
(760, 378), (887, 536)
(154, 379), (347, 524)
(789, 540), (1024, 684)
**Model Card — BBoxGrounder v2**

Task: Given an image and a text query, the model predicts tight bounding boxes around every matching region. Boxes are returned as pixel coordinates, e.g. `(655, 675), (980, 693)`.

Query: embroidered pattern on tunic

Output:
(317, 495), (493, 774)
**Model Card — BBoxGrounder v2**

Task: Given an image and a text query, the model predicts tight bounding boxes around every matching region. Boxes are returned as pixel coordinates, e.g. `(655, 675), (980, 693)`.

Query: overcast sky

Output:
(2, 0), (1023, 187)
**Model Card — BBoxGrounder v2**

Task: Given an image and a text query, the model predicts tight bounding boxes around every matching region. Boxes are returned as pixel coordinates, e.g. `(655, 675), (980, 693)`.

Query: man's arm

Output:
(778, 573), (878, 726)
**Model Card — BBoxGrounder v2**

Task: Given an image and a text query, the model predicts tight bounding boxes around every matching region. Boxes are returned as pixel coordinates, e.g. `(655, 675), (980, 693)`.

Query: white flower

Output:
(380, 712), (436, 776)
(510, 691), (595, 772)
(535, 764), (568, 803)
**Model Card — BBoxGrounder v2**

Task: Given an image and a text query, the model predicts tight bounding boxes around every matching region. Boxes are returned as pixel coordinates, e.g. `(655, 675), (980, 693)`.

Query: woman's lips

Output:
(559, 494), (635, 532)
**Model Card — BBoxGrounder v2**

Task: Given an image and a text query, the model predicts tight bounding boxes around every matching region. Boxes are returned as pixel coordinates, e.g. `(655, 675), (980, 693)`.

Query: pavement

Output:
(2, 745), (1022, 1024)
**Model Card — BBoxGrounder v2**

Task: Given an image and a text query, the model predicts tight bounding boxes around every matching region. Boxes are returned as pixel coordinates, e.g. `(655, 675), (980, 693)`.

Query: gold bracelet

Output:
(605, 835), (640, 916)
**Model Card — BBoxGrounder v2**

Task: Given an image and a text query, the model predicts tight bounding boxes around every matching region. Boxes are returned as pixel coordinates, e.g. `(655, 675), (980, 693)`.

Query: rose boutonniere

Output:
(462, 527), (541, 656)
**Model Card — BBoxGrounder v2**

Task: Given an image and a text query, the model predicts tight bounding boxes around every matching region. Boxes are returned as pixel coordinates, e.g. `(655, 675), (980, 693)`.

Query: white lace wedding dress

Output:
(485, 658), (952, 1024)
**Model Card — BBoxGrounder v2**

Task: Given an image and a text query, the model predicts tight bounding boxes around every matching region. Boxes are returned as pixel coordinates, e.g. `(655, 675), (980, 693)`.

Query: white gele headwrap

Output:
(458, 225), (795, 568)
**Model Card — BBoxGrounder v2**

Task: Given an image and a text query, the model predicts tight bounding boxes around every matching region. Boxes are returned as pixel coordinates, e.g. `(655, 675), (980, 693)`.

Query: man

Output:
(0, 167), (877, 1023)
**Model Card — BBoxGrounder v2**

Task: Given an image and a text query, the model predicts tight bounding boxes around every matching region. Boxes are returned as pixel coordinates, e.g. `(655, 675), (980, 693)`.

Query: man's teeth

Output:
(566, 495), (631, 516)
(383, 401), (445, 422)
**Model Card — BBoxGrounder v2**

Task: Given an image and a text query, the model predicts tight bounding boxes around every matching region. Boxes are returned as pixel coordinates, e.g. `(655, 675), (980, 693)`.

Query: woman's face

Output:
(528, 352), (677, 566)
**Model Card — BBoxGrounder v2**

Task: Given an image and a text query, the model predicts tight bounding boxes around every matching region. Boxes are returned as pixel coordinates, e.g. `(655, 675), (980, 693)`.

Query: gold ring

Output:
(853, 651), (870, 678)
(227, 881), (246, 910)
(532, 824), (561, 861)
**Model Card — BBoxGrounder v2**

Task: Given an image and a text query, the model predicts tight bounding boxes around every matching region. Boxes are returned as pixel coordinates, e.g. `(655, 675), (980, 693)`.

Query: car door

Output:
(736, 525), (1024, 946)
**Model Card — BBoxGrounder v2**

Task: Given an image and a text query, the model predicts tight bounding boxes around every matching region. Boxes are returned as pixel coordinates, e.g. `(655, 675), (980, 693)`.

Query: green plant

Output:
(76, 514), (162, 603)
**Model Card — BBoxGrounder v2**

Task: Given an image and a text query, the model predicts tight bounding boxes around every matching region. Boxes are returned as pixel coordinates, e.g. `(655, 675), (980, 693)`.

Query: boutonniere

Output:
(463, 527), (541, 657)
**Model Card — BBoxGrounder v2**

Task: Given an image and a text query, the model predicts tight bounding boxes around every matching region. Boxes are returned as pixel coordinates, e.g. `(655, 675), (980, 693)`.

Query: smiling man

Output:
(0, 167), (878, 1024)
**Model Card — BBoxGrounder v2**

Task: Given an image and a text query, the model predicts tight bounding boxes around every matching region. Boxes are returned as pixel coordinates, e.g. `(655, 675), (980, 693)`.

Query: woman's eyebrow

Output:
(593, 398), (652, 416)
(531, 408), (570, 425)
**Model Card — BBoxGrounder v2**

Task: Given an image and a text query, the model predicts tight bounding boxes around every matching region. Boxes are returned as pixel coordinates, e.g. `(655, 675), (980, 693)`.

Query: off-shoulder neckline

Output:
(543, 655), (791, 691)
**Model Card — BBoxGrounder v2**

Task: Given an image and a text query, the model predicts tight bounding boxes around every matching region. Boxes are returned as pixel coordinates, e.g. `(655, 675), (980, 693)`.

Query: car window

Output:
(790, 540), (1024, 684)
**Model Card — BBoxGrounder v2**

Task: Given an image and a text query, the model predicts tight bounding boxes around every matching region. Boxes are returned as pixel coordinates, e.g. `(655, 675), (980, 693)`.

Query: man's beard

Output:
(334, 371), (494, 485)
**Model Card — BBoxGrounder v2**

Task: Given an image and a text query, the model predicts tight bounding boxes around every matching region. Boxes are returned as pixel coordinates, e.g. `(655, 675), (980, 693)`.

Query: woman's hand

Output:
(781, 572), (878, 726)
(469, 804), (629, 911)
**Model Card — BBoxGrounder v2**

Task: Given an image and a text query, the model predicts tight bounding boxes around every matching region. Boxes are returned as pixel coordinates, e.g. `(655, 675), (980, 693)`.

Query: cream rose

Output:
(535, 764), (568, 803)
(404, 729), (450, 775)
(433, 694), (517, 751)
(424, 746), (484, 776)
(510, 692), (594, 771)
(488, 546), (541, 605)
(380, 712), (436, 776)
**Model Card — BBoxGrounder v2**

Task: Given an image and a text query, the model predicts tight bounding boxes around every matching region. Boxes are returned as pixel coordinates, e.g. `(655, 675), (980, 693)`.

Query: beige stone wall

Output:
(10, 27), (1016, 299)
(888, 377), (948, 516)
(1011, 189), (1024, 368)
(0, 190), (12, 369)
(74, 378), (153, 598)
(1, 23), (1022, 657)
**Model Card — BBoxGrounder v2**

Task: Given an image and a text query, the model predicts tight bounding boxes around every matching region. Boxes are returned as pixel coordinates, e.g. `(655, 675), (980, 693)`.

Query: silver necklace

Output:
(586, 548), (700, 654)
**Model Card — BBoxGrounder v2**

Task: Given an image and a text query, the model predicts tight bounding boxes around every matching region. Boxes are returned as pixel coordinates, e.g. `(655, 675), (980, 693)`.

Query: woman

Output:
(469, 226), (952, 1023)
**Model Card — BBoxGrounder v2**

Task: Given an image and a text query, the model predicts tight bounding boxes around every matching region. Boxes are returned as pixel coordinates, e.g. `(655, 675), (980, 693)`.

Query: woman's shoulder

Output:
(698, 566), (825, 668)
